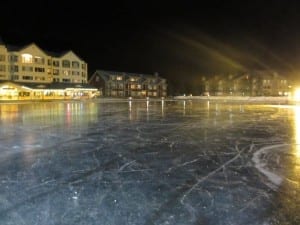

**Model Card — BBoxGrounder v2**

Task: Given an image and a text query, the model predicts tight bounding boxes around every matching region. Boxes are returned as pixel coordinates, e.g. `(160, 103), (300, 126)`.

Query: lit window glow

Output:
(21, 54), (33, 63)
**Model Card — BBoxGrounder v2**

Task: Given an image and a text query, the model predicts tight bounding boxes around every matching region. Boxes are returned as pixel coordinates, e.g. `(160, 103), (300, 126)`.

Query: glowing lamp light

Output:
(295, 106), (300, 158)
(294, 88), (300, 101)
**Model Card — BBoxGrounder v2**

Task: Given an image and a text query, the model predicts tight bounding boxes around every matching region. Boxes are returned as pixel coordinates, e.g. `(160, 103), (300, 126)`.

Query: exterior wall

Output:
(15, 44), (51, 83)
(203, 71), (291, 97)
(0, 44), (9, 81)
(88, 73), (105, 95)
(108, 74), (126, 97)
(89, 70), (167, 98)
(58, 51), (88, 84)
(0, 42), (88, 85)
(0, 81), (99, 101)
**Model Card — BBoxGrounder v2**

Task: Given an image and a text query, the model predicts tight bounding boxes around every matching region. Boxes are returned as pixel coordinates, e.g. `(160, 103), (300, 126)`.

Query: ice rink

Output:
(0, 99), (299, 225)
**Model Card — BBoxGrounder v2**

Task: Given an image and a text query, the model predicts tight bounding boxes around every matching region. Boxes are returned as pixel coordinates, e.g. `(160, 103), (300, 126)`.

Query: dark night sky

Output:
(2, 0), (300, 92)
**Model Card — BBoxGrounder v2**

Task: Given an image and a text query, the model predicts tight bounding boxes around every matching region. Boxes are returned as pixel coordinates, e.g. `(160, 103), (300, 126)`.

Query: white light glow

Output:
(295, 106), (300, 157)
(294, 88), (300, 101)
(21, 54), (33, 63)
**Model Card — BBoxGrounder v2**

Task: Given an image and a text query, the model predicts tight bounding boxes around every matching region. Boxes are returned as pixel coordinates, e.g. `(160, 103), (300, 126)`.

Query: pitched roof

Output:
(93, 69), (165, 79)
(1, 39), (82, 60)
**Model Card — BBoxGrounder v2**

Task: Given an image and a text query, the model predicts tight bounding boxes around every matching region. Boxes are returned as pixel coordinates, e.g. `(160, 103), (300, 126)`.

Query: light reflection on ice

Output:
(0, 100), (300, 225)
(294, 106), (300, 158)
(252, 144), (287, 190)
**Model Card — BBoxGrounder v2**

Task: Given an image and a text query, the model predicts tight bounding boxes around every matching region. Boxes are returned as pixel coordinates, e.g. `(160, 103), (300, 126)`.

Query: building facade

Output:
(89, 70), (167, 98)
(0, 37), (99, 100)
(202, 70), (291, 96)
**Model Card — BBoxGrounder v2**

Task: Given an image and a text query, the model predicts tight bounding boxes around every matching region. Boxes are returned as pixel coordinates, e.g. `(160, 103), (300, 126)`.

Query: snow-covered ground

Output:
(0, 100), (299, 225)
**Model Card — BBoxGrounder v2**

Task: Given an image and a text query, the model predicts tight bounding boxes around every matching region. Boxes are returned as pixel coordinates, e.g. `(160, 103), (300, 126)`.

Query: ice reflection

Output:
(128, 99), (132, 112)
(2, 100), (300, 225)
(272, 104), (300, 225)
(161, 99), (164, 117)
(0, 101), (99, 126)
(128, 100), (132, 120)
(294, 106), (300, 157)
(292, 105), (300, 184)
(146, 98), (149, 112)
(0, 104), (20, 122)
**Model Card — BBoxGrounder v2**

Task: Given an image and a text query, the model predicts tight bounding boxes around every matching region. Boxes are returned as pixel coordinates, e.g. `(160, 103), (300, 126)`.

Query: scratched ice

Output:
(0, 100), (299, 225)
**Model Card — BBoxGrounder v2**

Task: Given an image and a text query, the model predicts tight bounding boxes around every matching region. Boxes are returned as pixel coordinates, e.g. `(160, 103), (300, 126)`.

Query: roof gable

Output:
(18, 43), (48, 56)
(59, 50), (84, 61)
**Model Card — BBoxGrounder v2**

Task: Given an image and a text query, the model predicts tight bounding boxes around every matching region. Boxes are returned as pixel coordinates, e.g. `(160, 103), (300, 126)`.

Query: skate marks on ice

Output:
(252, 144), (289, 190)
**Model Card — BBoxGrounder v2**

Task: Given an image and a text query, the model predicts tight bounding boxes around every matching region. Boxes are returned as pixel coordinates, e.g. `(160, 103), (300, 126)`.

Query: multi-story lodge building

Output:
(89, 70), (167, 98)
(0, 37), (99, 100)
(201, 70), (291, 96)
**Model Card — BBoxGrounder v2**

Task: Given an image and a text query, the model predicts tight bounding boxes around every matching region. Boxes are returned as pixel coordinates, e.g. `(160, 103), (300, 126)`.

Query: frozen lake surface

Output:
(0, 99), (300, 225)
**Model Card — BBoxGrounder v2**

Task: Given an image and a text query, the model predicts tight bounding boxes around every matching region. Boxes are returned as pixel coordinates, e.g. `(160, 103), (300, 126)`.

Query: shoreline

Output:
(172, 95), (298, 104)
(0, 96), (299, 105)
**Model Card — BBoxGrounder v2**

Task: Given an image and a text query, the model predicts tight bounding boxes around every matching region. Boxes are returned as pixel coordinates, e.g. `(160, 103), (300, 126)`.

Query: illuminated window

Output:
(117, 76), (122, 80)
(19, 92), (30, 97)
(21, 54), (33, 63)
(281, 80), (287, 85)
(22, 75), (33, 80)
(47, 68), (52, 74)
(34, 56), (45, 64)
(63, 70), (70, 75)
(72, 79), (81, 83)
(35, 76), (45, 81)
(35, 67), (45, 72)
(53, 69), (59, 75)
